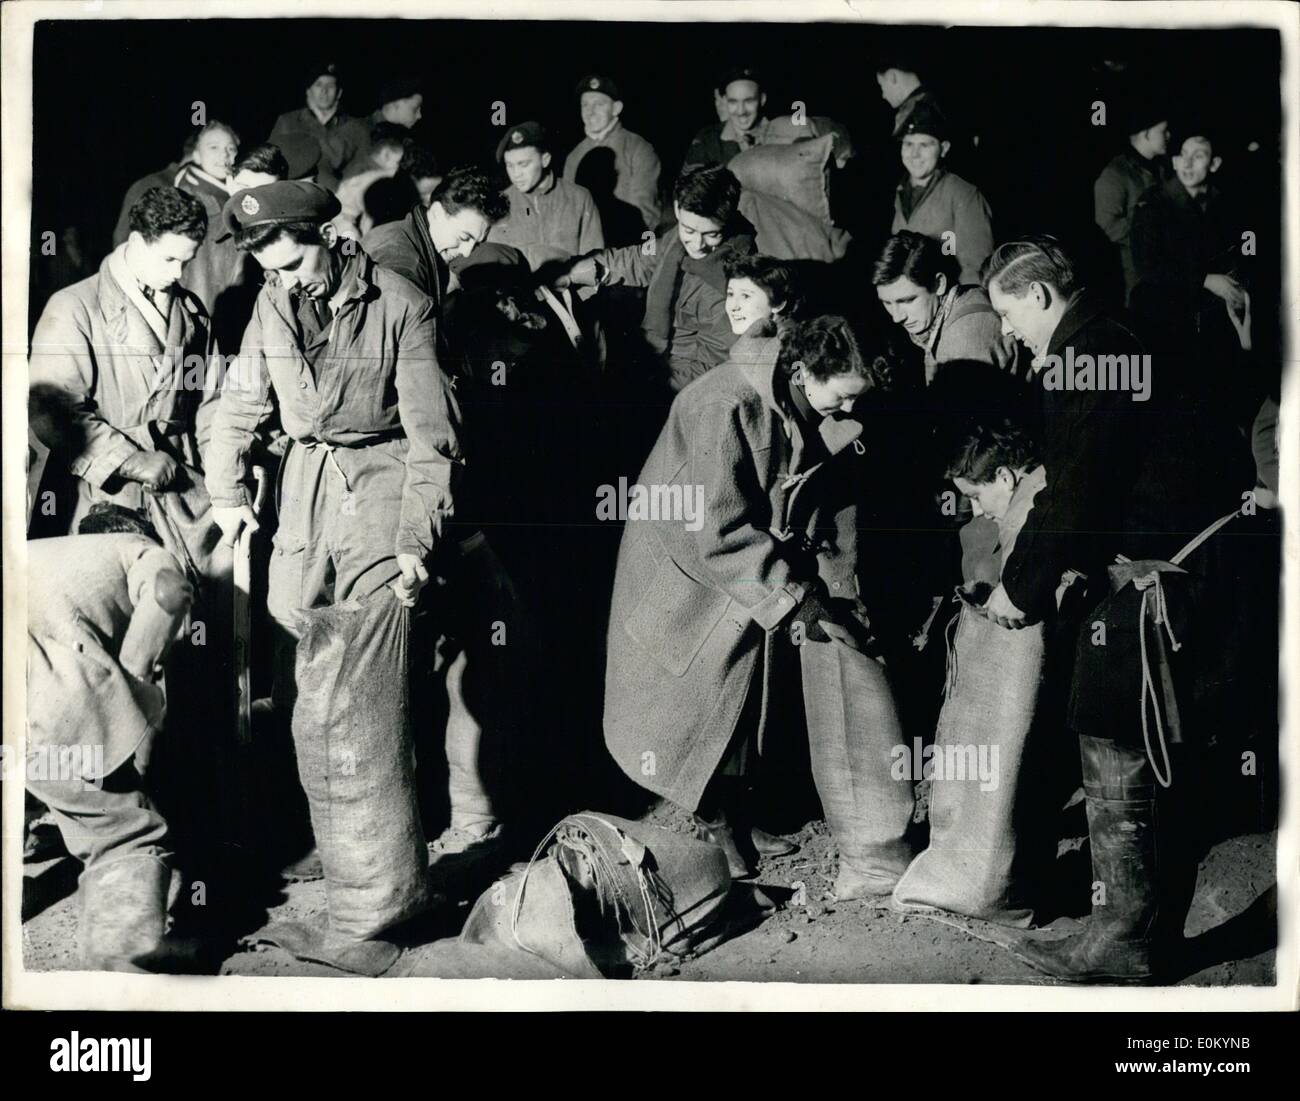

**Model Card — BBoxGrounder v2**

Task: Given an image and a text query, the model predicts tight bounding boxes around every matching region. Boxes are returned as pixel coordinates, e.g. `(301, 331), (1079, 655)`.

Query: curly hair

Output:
(128, 186), (209, 246)
(776, 315), (889, 387)
(723, 253), (801, 317)
(77, 502), (162, 543)
(945, 419), (1040, 484)
(980, 233), (1080, 299)
(673, 164), (741, 225)
(430, 165), (510, 224)
(399, 143), (439, 181)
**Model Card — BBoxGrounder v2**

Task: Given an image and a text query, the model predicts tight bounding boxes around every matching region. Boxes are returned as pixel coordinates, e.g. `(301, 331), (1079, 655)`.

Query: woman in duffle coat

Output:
(603, 315), (917, 899)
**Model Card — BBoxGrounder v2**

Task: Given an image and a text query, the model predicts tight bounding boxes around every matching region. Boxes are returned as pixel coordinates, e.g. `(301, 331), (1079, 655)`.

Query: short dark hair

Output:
(872, 230), (960, 290)
(128, 186), (209, 246)
(946, 420), (1040, 484)
(399, 144), (439, 181)
(777, 315), (886, 386)
(370, 121), (411, 155)
(430, 166), (509, 224)
(234, 142), (289, 180)
(78, 502), (162, 542)
(674, 164), (741, 225)
(364, 175), (419, 228)
(233, 220), (326, 254)
(723, 253), (800, 315)
(980, 234), (1080, 299)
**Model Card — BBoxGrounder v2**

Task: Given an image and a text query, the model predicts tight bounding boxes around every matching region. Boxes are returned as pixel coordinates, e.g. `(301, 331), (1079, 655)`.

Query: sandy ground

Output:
(21, 800), (1276, 987)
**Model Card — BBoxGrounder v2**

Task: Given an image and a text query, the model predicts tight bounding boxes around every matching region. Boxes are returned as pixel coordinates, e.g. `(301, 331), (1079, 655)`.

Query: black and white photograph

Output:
(3, 0), (1296, 1022)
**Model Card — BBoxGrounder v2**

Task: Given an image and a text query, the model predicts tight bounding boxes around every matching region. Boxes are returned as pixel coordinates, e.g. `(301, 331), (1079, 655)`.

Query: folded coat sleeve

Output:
(203, 299), (278, 507)
(29, 293), (140, 488)
(393, 297), (464, 560)
(688, 398), (808, 630)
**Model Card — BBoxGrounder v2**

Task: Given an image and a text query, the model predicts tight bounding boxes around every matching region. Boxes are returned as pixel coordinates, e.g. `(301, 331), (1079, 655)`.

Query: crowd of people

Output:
(24, 44), (1282, 985)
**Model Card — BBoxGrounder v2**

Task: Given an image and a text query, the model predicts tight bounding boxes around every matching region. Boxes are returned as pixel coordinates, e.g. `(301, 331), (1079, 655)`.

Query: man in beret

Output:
(269, 60), (363, 192)
(206, 180), (463, 723)
(486, 121), (605, 275)
(684, 66), (772, 169)
(890, 103), (993, 286)
(563, 74), (662, 233)
(1093, 103), (1170, 305)
(338, 75), (425, 182)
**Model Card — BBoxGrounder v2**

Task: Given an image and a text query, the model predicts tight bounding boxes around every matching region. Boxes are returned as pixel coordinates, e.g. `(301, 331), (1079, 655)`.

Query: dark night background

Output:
(28, 18), (1284, 333)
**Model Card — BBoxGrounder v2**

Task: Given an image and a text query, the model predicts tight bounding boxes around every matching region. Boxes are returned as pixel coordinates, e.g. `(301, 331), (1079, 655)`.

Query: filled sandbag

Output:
(738, 187), (852, 262)
(763, 114), (856, 165)
(729, 133), (834, 224)
(460, 811), (734, 977)
(892, 597), (1047, 926)
(290, 592), (430, 942)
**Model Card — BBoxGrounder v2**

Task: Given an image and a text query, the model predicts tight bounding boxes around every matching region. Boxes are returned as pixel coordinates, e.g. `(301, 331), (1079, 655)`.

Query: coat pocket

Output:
(623, 554), (732, 678)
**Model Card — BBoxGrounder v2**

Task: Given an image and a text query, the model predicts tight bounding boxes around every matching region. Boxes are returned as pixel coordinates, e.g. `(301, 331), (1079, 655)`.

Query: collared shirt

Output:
(107, 243), (172, 345)
(487, 173), (605, 271)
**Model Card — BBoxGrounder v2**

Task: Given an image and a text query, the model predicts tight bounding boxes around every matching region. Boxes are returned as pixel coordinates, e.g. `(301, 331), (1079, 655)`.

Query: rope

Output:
(1132, 508), (1241, 789)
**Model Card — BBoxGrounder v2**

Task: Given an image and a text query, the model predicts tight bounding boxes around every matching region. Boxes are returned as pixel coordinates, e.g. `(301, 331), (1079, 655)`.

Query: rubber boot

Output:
(1014, 736), (1160, 983)
(78, 855), (171, 972)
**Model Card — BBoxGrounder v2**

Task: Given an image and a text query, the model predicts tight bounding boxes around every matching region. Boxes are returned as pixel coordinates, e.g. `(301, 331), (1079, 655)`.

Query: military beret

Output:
(496, 121), (548, 163)
(273, 133), (324, 180)
(575, 73), (622, 101)
(220, 180), (341, 240)
(302, 59), (341, 91)
(716, 65), (763, 94)
(379, 75), (423, 106)
(899, 102), (950, 142)
(1123, 99), (1170, 137)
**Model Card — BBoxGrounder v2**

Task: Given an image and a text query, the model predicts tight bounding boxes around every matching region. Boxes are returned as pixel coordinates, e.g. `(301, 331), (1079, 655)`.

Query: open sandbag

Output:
(762, 114), (856, 165)
(248, 592), (430, 974)
(892, 596), (1047, 926)
(738, 187), (853, 262)
(730, 134), (834, 224)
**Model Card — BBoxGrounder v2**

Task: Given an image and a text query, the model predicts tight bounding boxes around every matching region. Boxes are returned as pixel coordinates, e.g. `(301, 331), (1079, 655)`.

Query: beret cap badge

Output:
(241, 195), (260, 215)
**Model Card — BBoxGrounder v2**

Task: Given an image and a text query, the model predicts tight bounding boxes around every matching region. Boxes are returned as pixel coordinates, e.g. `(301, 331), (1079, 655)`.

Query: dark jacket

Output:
(363, 204), (446, 349)
(1093, 147), (1162, 301)
(269, 106), (365, 192)
(603, 333), (868, 810)
(891, 169), (994, 285)
(1000, 293), (1244, 619)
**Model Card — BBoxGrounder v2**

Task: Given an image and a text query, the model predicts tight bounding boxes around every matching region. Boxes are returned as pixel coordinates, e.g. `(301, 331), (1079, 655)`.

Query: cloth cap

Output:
(717, 65), (763, 94)
(576, 73), (622, 101)
(379, 75), (423, 106)
(220, 180), (341, 240)
(496, 121), (548, 163)
(303, 59), (341, 90)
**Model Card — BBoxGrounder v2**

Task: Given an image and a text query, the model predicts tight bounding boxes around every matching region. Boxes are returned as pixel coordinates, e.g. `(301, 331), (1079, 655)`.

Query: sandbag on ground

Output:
(892, 598), (1047, 926)
(248, 592), (431, 974)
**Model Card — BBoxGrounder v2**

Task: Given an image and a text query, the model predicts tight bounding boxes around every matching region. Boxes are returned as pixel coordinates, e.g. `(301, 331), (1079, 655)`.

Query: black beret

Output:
(220, 180), (341, 240)
(302, 59), (341, 91)
(716, 66), (763, 94)
(575, 73), (622, 101)
(378, 75), (423, 106)
(1123, 100), (1170, 137)
(899, 102), (950, 142)
(496, 121), (548, 163)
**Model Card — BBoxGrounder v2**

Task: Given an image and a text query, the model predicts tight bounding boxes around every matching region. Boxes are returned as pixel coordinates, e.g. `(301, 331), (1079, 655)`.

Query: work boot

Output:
(1013, 736), (1161, 984)
(694, 813), (757, 879)
(78, 855), (172, 972)
(750, 826), (799, 858)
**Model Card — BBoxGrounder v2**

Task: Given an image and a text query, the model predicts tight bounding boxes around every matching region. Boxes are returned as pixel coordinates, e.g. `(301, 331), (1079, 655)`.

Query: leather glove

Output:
(117, 450), (178, 490)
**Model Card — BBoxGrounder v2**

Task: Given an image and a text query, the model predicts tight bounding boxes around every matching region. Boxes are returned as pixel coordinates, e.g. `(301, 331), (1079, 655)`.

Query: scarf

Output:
(642, 215), (757, 356)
